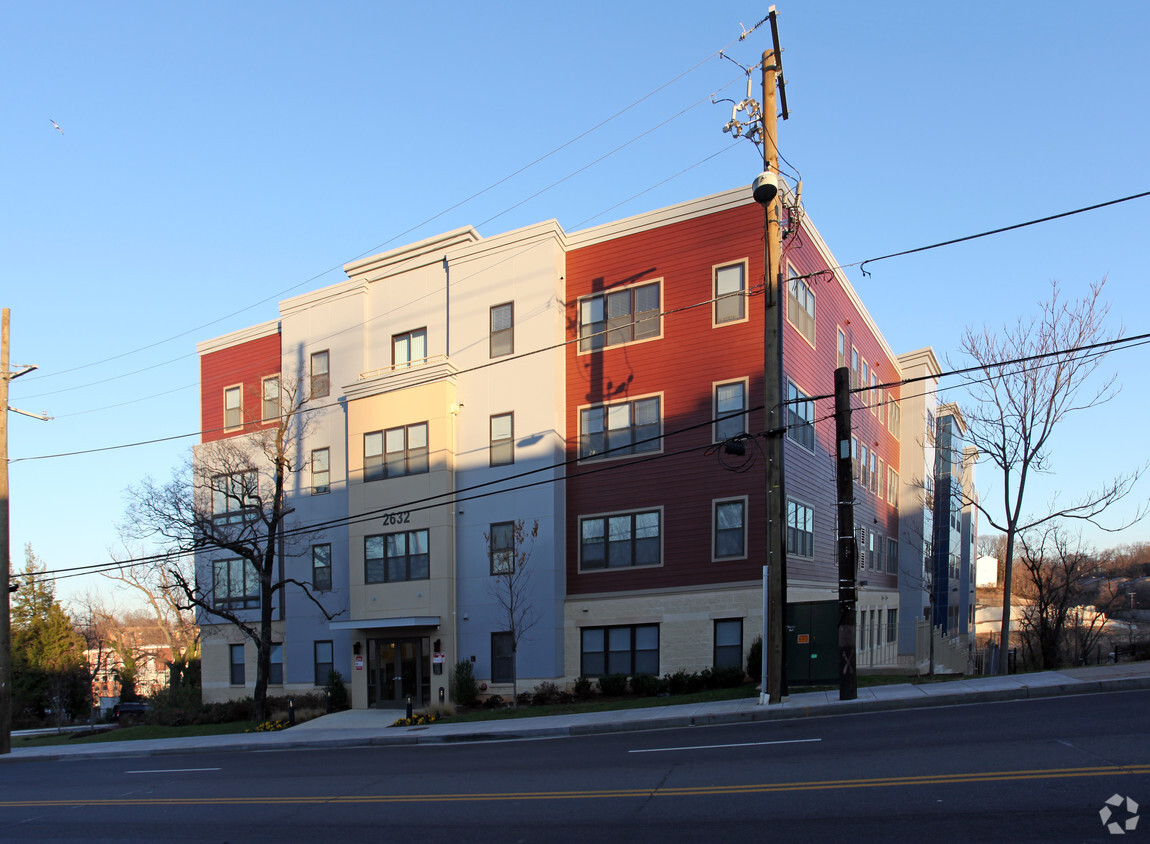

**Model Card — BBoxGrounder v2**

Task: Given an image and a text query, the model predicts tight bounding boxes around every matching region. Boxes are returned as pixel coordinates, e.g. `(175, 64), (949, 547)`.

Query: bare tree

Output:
(485, 519), (539, 706)
(955, 279), (1146, 673)
(123, 378), (338, 720)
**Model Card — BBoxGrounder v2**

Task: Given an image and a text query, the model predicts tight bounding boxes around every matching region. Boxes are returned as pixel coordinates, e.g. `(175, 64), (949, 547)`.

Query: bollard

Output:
(288, 699), (295, 726)
(406, 695), (413, 720)
(439, 687), (445, 704)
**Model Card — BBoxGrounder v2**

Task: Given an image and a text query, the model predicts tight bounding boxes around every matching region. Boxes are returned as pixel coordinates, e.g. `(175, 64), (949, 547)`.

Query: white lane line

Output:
(124, 767), (222, 774)
(628, 738), (821, 754)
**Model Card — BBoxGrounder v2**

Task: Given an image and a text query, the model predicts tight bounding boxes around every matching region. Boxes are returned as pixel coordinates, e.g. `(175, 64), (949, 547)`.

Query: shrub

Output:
(665, 669), (704, 695)
(453, 660), (480, 707)
(630, 673), (660, 697)
(483, 694), (505, 709)
(598, 673), (627, 696)
(747, 635), (763, 683)
(325, 670), (350, 711)
(572, 676), (593, 699)
(711, 665), (746, 688)
(532, 681), (560, 706)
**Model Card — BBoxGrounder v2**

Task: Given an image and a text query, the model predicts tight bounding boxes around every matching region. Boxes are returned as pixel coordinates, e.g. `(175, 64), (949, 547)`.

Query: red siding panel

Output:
(200, 332), (282, 443)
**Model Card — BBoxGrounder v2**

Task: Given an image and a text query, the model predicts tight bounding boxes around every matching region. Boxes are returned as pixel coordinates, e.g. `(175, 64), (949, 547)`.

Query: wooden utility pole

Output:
(1, 308), (12, 754)
(835, 367), (858, 700)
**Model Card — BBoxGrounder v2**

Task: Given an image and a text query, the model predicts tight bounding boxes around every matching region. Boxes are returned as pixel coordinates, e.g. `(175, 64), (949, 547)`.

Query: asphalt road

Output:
(1, 690), (1147, 843)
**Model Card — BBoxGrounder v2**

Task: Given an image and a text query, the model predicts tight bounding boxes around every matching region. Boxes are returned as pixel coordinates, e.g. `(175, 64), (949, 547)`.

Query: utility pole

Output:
(835, 367), (857, 700)
(0, 309), (45, 755)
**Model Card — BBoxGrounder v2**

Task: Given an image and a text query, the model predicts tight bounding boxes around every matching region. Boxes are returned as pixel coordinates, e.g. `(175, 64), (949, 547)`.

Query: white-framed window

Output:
(714, 260), (748, 325)
(489, 521), (515, 575)
(851, 436), (860, 481)
(214, 558), (259, 610)
(888, 397), (901, 439)
(312, 543), (332, 591)
(861, 361), (869, 409)
(580, 624), (659, 677)
(490, 303), (513, 358)
(578, 280), (661, 352)
(837, 327), (847, 370)
(714, 619), (743, 670)
(871, 372), (880, 416)
(713, 497), (747, 560)
(868, 530), (877, 570)
(860, 444), (870, 489)
(364, 422), (429, 481)
(579, 396), (661, 460)
(490, 413), (514, 467)
(786, 380), (815, 451)
(229, 643), (245, 685)
(869, 450), (878, 494)
(878, 458), (885, 501)
(851, 347), (860, 389)
(311, 447), (330, 494)
(786, 265), (815, 345)
(714, 380), (748, 443)
(310, 350), (329, 398)
(787, 499), (814, 558)
(393, 328), (427, 368)
(579, 509), (662, 571)
(224, 385), (242, 430)
(365, 529), (430, 583)
(888, 467), (899, 506)
(211, 471), (258, 525)
(261, 376), (279, 422)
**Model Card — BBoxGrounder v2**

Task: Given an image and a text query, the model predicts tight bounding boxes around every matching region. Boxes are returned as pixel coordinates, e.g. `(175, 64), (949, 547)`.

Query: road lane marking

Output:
(124, 768), (222, 774)
(1, 764), (1147, 807)
(629, 738), (822, 753)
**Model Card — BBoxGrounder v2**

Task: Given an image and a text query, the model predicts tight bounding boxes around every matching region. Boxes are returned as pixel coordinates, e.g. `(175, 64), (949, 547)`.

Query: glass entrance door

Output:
(367, 637), (428, 708)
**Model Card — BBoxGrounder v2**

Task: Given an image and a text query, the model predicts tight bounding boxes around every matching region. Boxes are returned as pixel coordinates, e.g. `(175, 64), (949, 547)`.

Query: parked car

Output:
(111, 702), (149, 724)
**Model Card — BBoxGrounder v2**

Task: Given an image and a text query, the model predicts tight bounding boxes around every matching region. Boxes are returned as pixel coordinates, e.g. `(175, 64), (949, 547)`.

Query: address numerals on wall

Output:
(380, 511), (412, 526)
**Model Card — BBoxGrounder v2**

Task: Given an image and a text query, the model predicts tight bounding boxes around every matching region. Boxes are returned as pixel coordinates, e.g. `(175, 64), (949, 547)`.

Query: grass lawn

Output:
(12, 721), (258, 749)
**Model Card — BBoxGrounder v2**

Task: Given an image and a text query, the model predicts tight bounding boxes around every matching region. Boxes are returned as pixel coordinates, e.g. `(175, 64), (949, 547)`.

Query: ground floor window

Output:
(269, 643), (283, 685)
(713, 619), (743, 670)
(491, 632), (514, 684)
(314, 640), (333, 686)
(580, 624), (659, 677)
(229, 644), (244, 686)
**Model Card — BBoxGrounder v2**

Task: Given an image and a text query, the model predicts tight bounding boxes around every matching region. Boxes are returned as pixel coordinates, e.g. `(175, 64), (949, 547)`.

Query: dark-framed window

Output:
(714, 381), (747, 443)
(314, 640), (333, 686)
(310, 350), (329, 398)
(887, 538), (899, 574)
(364, 422), (429, 481)
(786, 380), (815, 451)
(580, 624), (659, 677)
(213, 558), (259, 610)
(261, 375), (279, 422)
(489, 522), (515, 575)
(312, 543), (332, 591)
(579, 396), (660, 459)
(393, 328), (427, 368)
(787, 265), (815, 344)
(787, 499), (814, 558)
(269, 643), (283, 685)
(490, 413), (514, 467)
(714, 261), (746, 324)
(224, 385), (242, 429)
(578, 280), (660, 352)
(579, 510), (661, 570)
(311, 447), (330, 494)
(714, 619), (743, 670)
(887, 608), (899, 643)
(491, 632), (514, 684)
(211, 471), (258, 525)
(714, 498), (746, 559)
(490, 303), (513, 358)
(229, 643), (245, 685)
(365, 529), (429, 584)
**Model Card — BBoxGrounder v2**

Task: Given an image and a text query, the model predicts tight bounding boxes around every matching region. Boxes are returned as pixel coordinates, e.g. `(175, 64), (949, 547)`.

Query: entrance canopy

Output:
(328, 616), (440, 631)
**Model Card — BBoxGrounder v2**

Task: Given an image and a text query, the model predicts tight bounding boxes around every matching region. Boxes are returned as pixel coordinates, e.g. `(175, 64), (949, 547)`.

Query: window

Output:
(787, 266), (815, 344)
(887, 467), (899, 506)
(489, 521), (515, 575)
(211, 471), (258, 525)
(491, 632), (514, 684)
(786, 381), (814, 451)
(269, 643), (283, 685)
(580, 396), (660, 459)
(837, 328), (847, 369)
(578, 280), (660, 351)
(714, 381), (747, 443)
(580, 510), (661, 570)
(714, 619), (743, 670)
(861, 361), (869, 409)
(580, 624), (659, 677)
(860, 444), (870, 489)
(868, 530), (877, 570)
(888, 397), (901, 439)
(490, 413), (514, 467)
(869, 450), (878, 494)
(365, 529), (429, 584)
(261, 376), (279, 422)
(873, 532), (884, 572)
(224, 385), (242, 429)
(878, 458), (885, 501)
(887, 608), (898, 643)
(229, 644), (245, 685)
(311, 447), (330, 494)
(490, 303), (513, 357)
(314, 641), (333, 686)
(714, 498), (746, 559)
(714, 261), (747, 324)
(393, 328), (427, 368)
(871, 373), (880, 416)
(851, 348), (860, 389)
(787, 500), (814, 558)
(213, 558), (259, 610)
(310, 351), (329, 398)
(312, 543), (332, 591)
(364, 422), (429, 481)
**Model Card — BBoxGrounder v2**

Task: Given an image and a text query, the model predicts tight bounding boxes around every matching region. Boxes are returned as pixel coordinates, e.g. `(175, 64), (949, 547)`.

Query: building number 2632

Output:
(381, 511), (411, 526)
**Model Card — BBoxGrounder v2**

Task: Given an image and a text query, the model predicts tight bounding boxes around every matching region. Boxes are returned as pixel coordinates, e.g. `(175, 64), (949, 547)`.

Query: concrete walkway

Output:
(5, 661), (1150, 763)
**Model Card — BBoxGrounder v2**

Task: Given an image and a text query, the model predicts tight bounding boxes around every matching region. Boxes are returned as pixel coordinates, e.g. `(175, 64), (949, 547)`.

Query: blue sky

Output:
(4, 1), (1148, 605)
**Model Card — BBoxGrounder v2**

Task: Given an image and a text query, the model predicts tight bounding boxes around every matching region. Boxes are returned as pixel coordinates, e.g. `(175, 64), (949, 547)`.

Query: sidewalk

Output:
(5, 661), (1150, 763)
